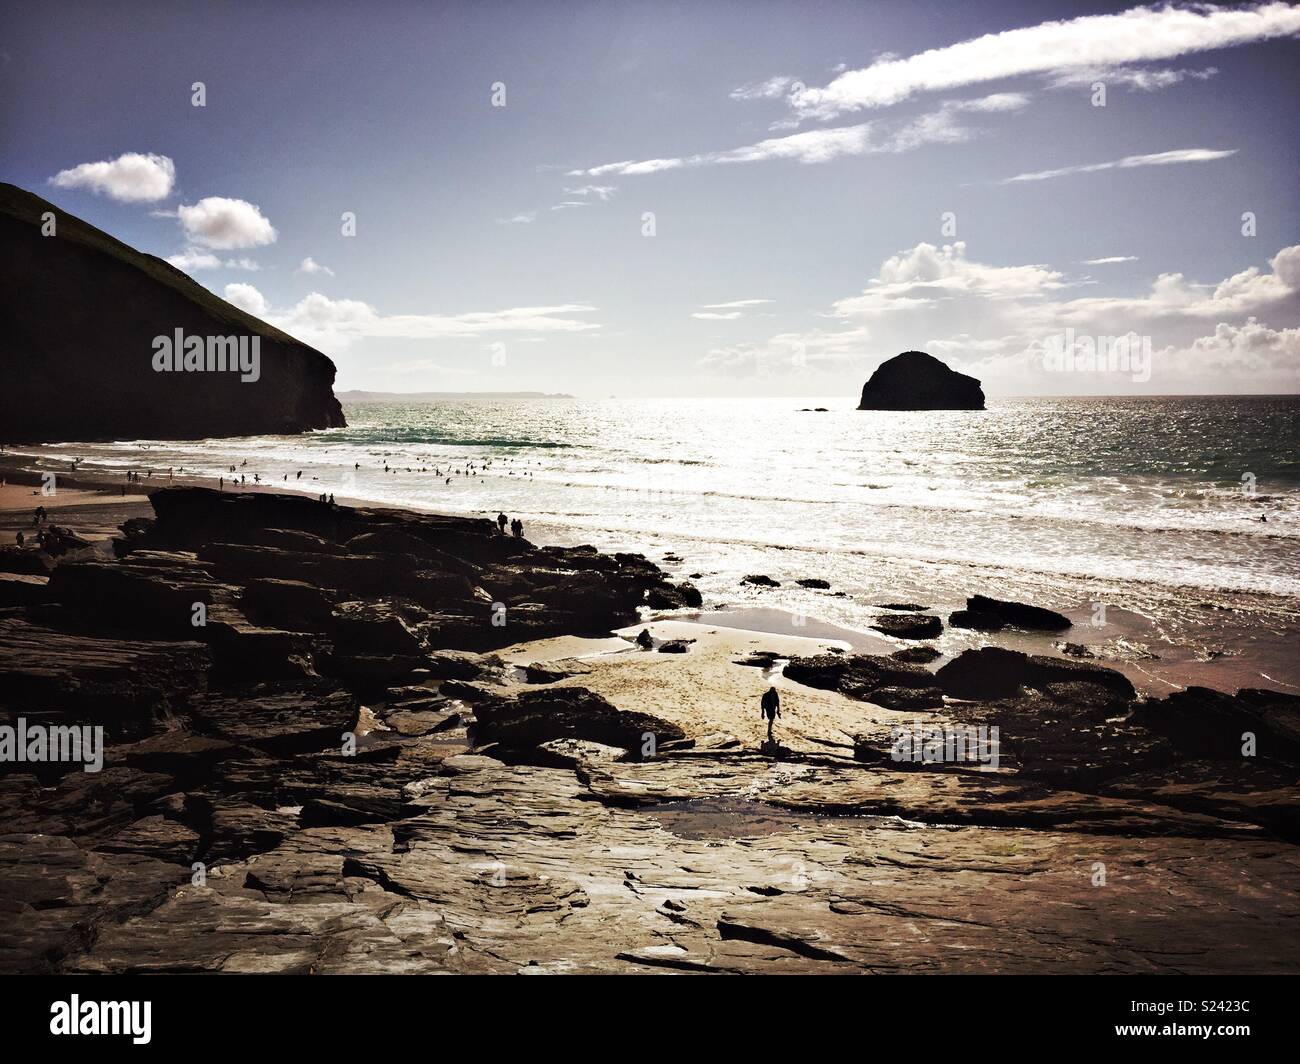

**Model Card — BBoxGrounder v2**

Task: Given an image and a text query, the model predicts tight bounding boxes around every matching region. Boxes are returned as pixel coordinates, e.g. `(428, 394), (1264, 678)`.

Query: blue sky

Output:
(4, 0), (1299, 395)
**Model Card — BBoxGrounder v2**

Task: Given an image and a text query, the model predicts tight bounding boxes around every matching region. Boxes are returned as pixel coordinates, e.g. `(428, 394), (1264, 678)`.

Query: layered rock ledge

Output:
(1, 488), (1297, 974)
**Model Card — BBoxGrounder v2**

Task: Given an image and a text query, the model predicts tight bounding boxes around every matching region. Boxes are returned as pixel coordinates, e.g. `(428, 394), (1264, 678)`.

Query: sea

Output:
(17, 395), (1300, 693)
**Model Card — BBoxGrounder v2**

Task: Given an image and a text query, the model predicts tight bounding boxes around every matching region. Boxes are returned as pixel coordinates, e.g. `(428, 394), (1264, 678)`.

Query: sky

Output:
(3, 0), (1299, 396)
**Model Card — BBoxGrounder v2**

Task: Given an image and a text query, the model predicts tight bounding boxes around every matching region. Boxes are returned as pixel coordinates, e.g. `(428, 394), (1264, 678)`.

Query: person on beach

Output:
(761, 686), (781, 743)
(497, 512), (508, 533)
(511, 517), (523, 538)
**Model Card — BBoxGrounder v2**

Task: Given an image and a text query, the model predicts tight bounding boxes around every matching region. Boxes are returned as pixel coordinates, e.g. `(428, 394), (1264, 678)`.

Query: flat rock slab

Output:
(39, 755), (1300, 975)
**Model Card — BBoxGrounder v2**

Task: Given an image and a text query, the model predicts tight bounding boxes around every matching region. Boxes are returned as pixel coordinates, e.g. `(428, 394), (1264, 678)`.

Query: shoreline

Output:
(3, 449), (1297, 697)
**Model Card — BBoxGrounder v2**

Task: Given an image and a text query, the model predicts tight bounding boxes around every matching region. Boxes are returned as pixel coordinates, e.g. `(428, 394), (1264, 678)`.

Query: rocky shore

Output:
(1, 487), (1297, 974)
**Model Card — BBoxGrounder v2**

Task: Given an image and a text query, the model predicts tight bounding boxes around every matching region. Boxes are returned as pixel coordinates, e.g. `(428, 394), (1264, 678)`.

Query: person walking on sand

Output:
(496, 512), (508, 534)
(510, 517), (523, 538)
(761, 686), (781, 743)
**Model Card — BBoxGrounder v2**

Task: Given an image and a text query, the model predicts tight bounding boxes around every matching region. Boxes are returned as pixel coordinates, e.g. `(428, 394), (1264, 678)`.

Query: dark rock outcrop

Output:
(471, 687), (685, 752)
(871, 613), (943, 639)
(892, 645), (942, 664)
(857, 351), (985, 411)
(1132, 686), (1300, 764)
(0, 183), (345, 442)
(948, 608), (1006, 632)
(965, 594), (1071, 632)
(783, 652), (934, 703)
(935, 647), (1134, 702)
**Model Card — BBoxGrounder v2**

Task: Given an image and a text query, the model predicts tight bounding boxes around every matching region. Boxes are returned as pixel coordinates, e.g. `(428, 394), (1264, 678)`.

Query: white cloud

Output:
(693, 298), (773, 320)
(1083, 256), (1139, 265)
(699, 242), (1300, 394)
(166, 248), (261, 272)
(562, 184), (617, 200)
(177, 196), (277, 249)
(166, 248), (222, 271)
(238, 291), (600, 352)
(786, 3), (1300, 121)
(49, 152), (175, 202)
(830, 240), (1068, 319)
(223, 282), (269, 317)
(571, 93), (1028, 177)
(497, 211), (537, 224)
(1000, 148), (1236, 184)
(1048, 65), (1218, 91)
(297, 256), (334, 276)
(1162, 318), (1300, 377)
(730, 76), (800, 101)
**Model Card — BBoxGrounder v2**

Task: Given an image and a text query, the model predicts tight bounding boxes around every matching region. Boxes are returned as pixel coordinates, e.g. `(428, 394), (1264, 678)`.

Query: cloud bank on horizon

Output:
(21, 1), (1300, 395)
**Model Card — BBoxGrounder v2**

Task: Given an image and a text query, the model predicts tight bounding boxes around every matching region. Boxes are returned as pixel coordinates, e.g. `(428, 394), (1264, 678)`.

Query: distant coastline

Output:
(337, 389), (575, 402)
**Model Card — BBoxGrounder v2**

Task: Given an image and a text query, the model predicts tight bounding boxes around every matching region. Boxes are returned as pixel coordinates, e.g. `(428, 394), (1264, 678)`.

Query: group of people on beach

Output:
(496, 511), (524, 538)
(14, 504), (50, 545)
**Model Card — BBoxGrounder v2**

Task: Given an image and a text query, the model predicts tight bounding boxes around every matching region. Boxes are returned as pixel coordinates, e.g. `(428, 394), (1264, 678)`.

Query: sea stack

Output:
(857, 350), (985, 411)
(0, 183), (345, 443)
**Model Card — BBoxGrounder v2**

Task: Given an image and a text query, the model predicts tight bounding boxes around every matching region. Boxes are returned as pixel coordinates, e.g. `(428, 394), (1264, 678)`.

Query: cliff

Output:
(0, 183), (345, 442)
(857, 350), (985, 411)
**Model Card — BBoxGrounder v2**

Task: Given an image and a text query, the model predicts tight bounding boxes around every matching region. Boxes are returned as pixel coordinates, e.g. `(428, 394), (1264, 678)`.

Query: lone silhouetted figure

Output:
(761, 686), (781, 743)
(497, 512), (508, 534)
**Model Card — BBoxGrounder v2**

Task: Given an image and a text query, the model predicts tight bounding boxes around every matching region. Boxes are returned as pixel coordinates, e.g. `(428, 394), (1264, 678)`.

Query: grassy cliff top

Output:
(0, 182), (305, 348)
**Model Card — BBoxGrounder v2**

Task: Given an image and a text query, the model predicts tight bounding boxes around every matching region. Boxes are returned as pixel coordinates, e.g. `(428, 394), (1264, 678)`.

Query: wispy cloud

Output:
(1083, 256), (1139, 265)
(729, 75), (800, 101)
(562, 184), (617, 200)
(497, 211), (537, 224)
(1048, 65), (1218, 91)
(166, 248), (261, 272)
(571, 93), (1028, 177)
(224, 287), (601, 351)
(1000, 147), (1236, 184)
(783, 3), (1300, 121)
(693, 298), (773, 320)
